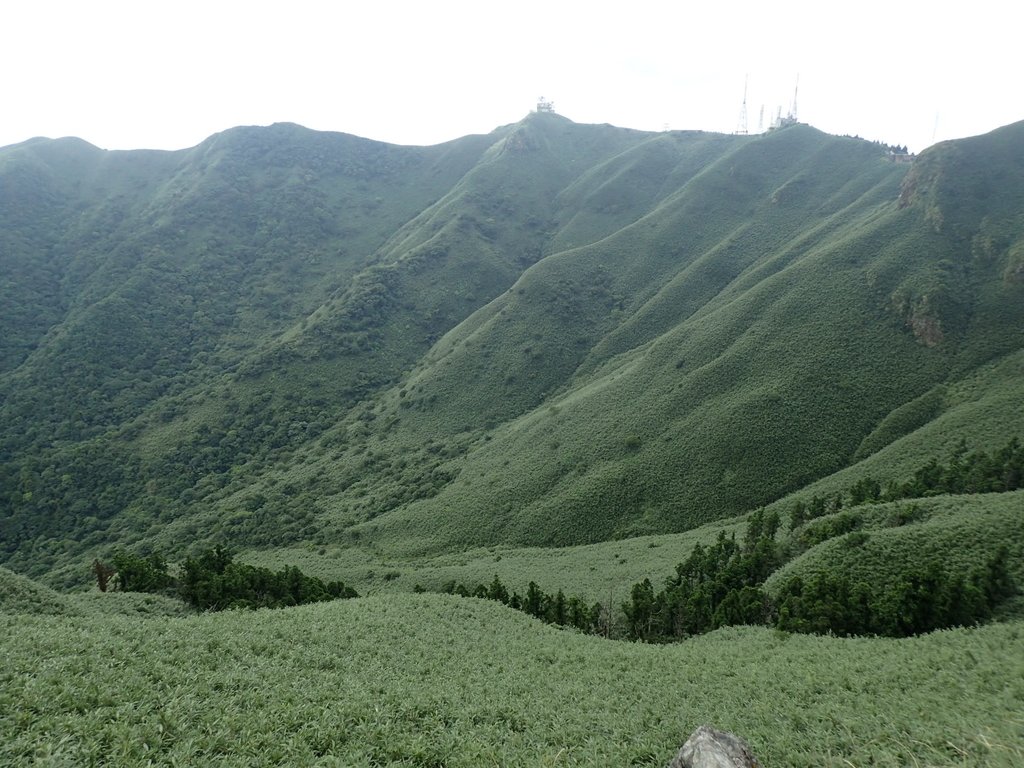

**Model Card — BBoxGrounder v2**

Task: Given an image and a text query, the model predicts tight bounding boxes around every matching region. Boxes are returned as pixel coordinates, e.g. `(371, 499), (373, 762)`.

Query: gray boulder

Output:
(666, 725), (762, 768)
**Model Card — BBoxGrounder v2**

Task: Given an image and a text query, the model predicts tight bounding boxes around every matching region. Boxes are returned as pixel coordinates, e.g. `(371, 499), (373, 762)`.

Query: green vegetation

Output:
(0, 565), (76, 616)
(345, 467), (1023, 645)
(775, 548), (1014, 636)
(837, 436), (1022, 506)
(437, 491), (1018, 642)
(102, 547), (358, 611)
(2, 595), (1023, 766)
(767, 492), (1024, 611)
(239, 517), (749, 606)
(438, 576), (604, 635)
(6, 117), (1024, 576)
(3, 116), (1024, 765)
(619, 511), (780, 641)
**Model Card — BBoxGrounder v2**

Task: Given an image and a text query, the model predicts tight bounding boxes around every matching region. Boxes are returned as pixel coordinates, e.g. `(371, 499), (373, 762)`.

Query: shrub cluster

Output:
(775, 547), (1016, 636)
(440, 493), (1017, 641)
(623, 505), (1017, 639)
(102, 546), (357, 611)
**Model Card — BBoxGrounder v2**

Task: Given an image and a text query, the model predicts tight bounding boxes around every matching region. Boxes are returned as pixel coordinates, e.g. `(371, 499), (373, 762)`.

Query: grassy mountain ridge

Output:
(345, 125), (1019, 553)
(2, 116), (1023, 581)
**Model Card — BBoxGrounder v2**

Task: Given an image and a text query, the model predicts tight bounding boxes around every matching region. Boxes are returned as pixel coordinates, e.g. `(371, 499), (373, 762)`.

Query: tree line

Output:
(621, 508), (782, 641)
(790, 437), (1024, 531)
(443, 507), (1015, 642)
(429, 577), (608, 635)
(430, 510), (784, 642)
(97, 439), (1018, 636)
(97, 546), (357, 611)
(621, 436), (1022, 639)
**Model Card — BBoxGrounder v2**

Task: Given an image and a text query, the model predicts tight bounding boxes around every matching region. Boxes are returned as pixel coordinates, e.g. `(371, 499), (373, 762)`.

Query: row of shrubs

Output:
(96, 546), (357, 611)
(443, 515), (1015, 641)
(774, 551), (1015, 637)
(790, 437), (1024, 530)
(427, 578), (609, 635)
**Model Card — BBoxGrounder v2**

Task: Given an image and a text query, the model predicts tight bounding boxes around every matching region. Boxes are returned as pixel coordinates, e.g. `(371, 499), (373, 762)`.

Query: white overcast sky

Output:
(2, 0), (1020, 154)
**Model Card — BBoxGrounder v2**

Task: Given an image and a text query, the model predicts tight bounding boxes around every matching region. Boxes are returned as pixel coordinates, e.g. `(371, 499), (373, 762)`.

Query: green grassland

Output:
(205, 120), (1022, 565)
(762, 349), (1024, 520)
(0, 565), (76, 616)
(242, 492), (1024, 618)
(3, 594), (1023, 767)
(6, 485), (1023, 764)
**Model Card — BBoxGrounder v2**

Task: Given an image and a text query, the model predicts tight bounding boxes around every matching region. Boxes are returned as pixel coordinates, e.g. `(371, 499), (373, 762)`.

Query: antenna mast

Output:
(789, 74), (799, 122)
(736, 75), (749, 135)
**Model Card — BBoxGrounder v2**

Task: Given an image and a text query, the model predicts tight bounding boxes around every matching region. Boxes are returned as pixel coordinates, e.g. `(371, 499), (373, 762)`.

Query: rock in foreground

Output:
(666, 724), (762, 768)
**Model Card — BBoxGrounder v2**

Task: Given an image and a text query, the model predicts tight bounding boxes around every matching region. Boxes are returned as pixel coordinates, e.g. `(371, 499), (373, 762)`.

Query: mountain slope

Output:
(2, 116), (1023, 579)
(281, 121), (1024, 556)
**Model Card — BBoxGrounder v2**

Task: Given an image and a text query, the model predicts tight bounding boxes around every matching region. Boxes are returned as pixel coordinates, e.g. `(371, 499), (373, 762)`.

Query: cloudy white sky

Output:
(3, 1), (1020, 154)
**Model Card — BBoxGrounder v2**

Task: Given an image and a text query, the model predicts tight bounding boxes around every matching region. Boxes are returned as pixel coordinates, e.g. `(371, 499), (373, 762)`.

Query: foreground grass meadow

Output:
(3, 594), (1023, 767)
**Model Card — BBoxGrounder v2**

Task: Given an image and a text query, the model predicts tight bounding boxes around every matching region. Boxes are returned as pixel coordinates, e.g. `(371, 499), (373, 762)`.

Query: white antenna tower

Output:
(736, 75), (749, 135)
(789, 74), (800, 122)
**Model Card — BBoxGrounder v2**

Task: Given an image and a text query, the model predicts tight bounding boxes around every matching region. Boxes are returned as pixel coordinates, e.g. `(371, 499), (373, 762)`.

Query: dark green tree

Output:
(623, 578), (656, 641)
(487, 574), (510, 604)
(110, 549), (173, 593)
(524, 581), (546, 618)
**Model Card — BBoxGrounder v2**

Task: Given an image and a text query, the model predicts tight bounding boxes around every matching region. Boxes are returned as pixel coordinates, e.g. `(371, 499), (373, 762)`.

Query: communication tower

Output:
(790, 75), (799, 123)
(736, 76), (749, 135)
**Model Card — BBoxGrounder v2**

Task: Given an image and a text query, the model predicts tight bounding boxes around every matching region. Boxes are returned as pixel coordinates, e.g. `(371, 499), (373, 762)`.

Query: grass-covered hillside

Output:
(3, 593), (1023, 767)
(2, 116), (1024, 581)
(5, 473), (1022, 765)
